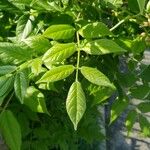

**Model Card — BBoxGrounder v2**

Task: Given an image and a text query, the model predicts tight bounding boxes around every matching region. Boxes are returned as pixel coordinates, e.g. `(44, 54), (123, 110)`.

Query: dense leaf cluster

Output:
(0, 0), (150, 150)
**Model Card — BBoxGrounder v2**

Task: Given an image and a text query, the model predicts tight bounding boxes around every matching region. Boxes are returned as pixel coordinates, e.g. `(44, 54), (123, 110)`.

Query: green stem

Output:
(110, 16), (130, 31)
(75, 32), (80, 82)
(110, 14), (141, 31)
(110, 19), (125, 31)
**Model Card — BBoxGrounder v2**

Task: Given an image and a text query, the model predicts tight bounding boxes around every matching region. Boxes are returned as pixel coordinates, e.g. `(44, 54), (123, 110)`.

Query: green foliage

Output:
(125, 110), (137, 135)
(139, 115), (150, 137)
(43, 24), (75, 40)
(79, 22), (113, 38)
(42, 43), (76, 65)
(80, 66), (115, 89)
(110, 98), (129, 124)
(24, 86), (49, 114)
(0, 110), (22, 150)
(14, 70), (28, 103)
(66, 81), (86, 130)
(36, 65), (75, 83)
(0, 76), (14, 97)
(0, 0), (149, 149)
(82, 39), (126, 55)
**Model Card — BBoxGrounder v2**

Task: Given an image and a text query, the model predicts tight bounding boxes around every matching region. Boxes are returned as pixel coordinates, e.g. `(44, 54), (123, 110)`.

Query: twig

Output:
(110, 16), (131, 31)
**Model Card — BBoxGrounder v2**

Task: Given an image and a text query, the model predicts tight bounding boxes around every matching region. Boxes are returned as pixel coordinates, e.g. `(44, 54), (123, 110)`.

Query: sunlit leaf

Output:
(42, 43), (76, 65)
(36, 65), (75, 83)
(80, 66), (115, 89)
(16, 15), (34, 41)
(24, 86), (49, 114)
(23, 35), (51, 54)
(66, 81), (86, 130)
(14, 71), (28, 103)
(79, 22), (112, 38)
(30, 58), (42, 76)
(43, 24), (75, 40)
(82, 39), (126, 55)
(0, 42), (32, 61)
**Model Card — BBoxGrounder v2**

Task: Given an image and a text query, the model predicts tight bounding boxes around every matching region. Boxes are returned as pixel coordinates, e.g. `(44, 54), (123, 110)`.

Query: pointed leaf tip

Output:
(66, 81), (86, 130)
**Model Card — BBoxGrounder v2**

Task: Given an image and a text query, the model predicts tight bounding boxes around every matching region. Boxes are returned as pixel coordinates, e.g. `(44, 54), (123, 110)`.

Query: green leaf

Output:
(110, 98), (129, 124)
(128, 0), (139, 13)
(36, 65), (75, 83)
(125, 110), (137, 135)
(43, 24), (75, 40)
(0, 110), (21, 150)
(0, 95), (6, 106)
(137, 0), (147, 14)
(14, 71), (28, 103)
(0, 42), (32, 61)
(16, 15), (34, 41)
(118, 73), (137, 88)
(92, 86), (115, 105)
(24, 86), (49, 114)
(147, 1), (150, 12)
(130, 85), (150, 99)
(0, 0), (20, 12)
(31, 0), (61, 12)
(82, 39), (126, 55)
(79, 22), (112, 38)
(11, 0), (32, 5)
(105, 0), (123, 7)
(23, 35), (51, 54)
(139, 65), (150, 82)
(139, 115), (150, 137)
(138, 102), (150, 113)
(131, 38), (146, 54)
(0, 75), (14, 97)
(0, 75), (14, 105)
(0, 66), (16, 75)
(30, 58), (42, 76)
(128, 0), (146, 14)
(42, 43), (76, 65)
(38, 82), (58, 92)
(80, 66), (115, 89)
(66, 81), (86, 130)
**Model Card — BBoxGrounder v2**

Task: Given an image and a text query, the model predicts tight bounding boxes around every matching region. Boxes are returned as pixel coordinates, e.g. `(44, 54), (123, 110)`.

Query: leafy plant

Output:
(0, 0), (150, 150)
